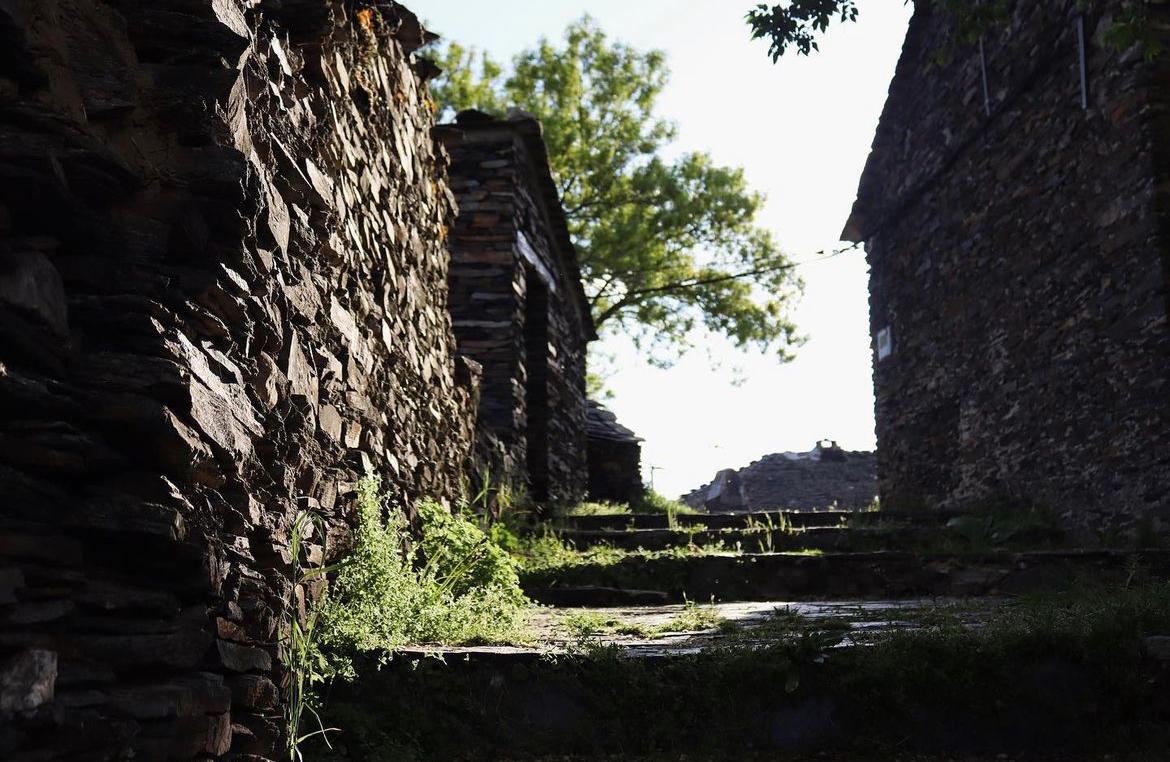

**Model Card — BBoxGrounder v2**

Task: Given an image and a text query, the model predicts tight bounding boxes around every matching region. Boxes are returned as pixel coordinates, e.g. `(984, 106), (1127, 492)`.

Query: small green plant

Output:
(466, 466), (531, 527)
(282, 511), (342, 761)
(681, 522), (708, 549)
(1102, 0), (1165, 61)
(510, 527), (594, 572)
(944, 505), (1060, 551)
(633, 490), (696, 528)
(560, 611), (655, 640)
(558, 599), (729, 641)
(659, 598), (727, 633)
(742, 512), (792, 553)
(719, 605), (853, 649)
(565, 500), (632, 517)
(315, 476), (532, 678)
(560, 492), (695, 522)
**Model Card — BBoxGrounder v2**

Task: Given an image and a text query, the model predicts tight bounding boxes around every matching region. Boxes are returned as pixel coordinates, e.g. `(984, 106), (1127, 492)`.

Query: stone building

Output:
(844, 1), (1170, 534)
(0, 1), (482, 758)
(586, 400), (645, 504)
(682, 442), (877, 513)
(438, 110), (596, 507)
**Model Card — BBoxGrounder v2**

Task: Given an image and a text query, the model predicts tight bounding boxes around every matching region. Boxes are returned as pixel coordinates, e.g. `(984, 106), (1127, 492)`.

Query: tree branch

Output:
(590, 242), (860, 327)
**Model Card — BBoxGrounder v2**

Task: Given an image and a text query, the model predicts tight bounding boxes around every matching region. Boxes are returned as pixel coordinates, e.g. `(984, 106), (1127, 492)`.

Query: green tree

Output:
(746, 1), (1158, 63)
(431, 19), (803, 367)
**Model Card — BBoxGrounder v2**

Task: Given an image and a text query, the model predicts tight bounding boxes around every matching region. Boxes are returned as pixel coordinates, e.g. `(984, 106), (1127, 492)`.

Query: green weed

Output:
(561, 491), (695, 521)
(564, 500), (632, 516)
(558, 599), (729, 641)
(742, 512), (792, 552)
(314, 476), (532, 679)
(559, 611), (654, 639)
(282, 510), (342, 760)
(633, 490), (696, 527)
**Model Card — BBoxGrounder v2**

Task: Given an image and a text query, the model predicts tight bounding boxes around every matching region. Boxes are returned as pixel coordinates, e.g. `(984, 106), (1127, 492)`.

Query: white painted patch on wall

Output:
(876, 326), (893, 361)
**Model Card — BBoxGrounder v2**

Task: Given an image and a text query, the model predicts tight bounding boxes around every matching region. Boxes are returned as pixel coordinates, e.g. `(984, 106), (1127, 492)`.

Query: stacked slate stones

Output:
(0, 1), (479, 758)
(440, 110), (595, 507)
(585, 400), (644, 504)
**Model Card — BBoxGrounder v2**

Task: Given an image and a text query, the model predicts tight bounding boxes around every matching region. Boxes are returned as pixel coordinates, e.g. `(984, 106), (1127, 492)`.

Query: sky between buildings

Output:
(415, 0), (914, 499)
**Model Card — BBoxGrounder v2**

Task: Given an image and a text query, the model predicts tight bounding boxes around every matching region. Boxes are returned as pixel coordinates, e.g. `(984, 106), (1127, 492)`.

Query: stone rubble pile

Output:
(682, 441), (877, 513)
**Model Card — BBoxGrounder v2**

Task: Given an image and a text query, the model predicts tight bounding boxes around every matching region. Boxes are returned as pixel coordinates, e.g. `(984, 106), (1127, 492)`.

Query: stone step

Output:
(521, 549), (1170, 606)
(553, 524), (1063, 552)
(312, 589), (1170, 761)
(553, 525), (866, 552)
(555, 508), (957, 533)
(523, 598), (1001, 655)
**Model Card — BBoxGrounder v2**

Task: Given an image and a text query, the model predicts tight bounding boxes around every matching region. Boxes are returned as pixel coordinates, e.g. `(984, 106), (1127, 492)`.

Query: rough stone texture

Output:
(0, 1), (477, 758)
(439, 110), (595, 507)
(844, 1), (1170, 537)
(1147, 635), (1170, 663)
(682, 442), (878, 512)
(585, 399), (644, 504)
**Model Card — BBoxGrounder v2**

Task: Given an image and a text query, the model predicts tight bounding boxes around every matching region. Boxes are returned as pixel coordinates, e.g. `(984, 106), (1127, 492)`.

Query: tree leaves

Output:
(746, 0), (860, 61)
(429, 18), (803, 367)
(746, 0), (1161, 64)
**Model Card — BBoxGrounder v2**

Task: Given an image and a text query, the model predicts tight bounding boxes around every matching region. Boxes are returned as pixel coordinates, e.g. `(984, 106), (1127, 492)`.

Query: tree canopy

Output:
(429, 19), (804, 368)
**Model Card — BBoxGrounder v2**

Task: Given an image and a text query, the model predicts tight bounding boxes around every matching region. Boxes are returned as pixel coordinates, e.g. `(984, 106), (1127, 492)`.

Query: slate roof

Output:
(586, 400), (641, 443)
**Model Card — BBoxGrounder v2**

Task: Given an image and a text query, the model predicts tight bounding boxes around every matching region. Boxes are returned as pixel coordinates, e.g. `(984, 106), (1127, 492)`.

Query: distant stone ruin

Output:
(682, 441), (877, 513)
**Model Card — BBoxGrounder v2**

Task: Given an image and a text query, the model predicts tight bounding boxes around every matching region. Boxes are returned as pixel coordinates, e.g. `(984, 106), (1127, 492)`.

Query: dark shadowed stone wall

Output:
(0, 1), (476, 758)
(440, 111), (595, 508)
(845, 0), (1170, 536)
(586, 400), (644, 504)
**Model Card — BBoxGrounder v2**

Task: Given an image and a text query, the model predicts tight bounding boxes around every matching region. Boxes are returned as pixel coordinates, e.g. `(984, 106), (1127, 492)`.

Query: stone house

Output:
(0, 1), (484, 758)
(586, 399), (645, 504)
(438, 110), (597, 507)
(844, 0), (1170, 535)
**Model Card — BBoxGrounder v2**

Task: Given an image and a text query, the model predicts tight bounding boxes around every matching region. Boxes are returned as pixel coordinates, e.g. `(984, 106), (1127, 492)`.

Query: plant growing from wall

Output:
(281, 511), (341, 760)
(281, 477), (532, 755)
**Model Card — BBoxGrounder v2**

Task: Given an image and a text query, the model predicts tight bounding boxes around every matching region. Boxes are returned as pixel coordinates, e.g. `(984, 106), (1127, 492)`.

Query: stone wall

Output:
(0, 1), (476, 758)
(845, 0), (1170, 536)
(441, 112), (594, 507)
(586, 400), (644, 504)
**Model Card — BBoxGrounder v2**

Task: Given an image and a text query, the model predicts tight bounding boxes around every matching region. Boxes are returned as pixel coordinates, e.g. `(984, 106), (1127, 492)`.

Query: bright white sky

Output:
(415, 1), (913, 498)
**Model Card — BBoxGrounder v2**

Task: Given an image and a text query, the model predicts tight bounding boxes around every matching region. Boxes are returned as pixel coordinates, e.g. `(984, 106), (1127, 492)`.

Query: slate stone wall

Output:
(586, 400), (644, 504)
(847, 0), (1170, 536)
(0, 1), (476, 758)
(586, 438), (644, 504)
(442, 115), (592, 507)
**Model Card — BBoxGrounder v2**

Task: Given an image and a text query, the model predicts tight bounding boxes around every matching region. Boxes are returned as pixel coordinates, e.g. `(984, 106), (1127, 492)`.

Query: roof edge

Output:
(435, 110), (599, 341)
